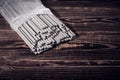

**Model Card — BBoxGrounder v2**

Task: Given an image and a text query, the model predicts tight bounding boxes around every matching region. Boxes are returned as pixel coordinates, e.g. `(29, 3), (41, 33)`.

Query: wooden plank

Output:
(0, 30), (120, 48)
(0, 66), (120, 80)
(1, 7), (120, 31)
(42, 0), (120, 8)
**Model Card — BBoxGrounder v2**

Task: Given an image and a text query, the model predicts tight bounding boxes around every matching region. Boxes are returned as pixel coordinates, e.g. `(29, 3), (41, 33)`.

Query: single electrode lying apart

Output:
(0, 0), (76, 54)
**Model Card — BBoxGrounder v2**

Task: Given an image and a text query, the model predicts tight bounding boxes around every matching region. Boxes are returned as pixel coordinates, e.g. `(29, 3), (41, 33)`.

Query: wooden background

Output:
(0, 0), (120, 80)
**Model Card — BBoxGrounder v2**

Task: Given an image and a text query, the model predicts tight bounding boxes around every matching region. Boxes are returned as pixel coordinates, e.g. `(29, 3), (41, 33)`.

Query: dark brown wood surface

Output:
(0, 0), (120, 80)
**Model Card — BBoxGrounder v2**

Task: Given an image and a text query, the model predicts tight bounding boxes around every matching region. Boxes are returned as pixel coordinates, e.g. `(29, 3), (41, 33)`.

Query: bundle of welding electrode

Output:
(0, 0), (76, 54)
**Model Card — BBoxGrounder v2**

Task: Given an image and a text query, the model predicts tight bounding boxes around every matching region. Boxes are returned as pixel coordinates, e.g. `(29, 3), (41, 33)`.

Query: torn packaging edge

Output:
(11, 7), (53, 31)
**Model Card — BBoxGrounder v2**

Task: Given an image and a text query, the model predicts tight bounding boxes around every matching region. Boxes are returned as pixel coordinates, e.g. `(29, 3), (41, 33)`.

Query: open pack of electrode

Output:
(0, 0), (76, 54)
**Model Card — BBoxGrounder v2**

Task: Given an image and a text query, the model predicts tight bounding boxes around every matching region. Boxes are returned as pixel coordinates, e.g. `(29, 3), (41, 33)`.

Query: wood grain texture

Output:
(0, 0), (120, 80)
